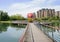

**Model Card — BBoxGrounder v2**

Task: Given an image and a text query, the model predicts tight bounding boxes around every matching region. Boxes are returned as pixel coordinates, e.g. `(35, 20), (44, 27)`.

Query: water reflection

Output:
(10, 24), (26, 28)
(0, 23), (9, 33)
(0, 23), (26, 42)
(0, 23), (26, 33)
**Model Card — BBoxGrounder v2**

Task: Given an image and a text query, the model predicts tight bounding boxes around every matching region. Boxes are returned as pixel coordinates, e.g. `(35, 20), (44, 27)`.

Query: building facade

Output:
(37, 11), (40, 18)
(55, 11), (60, 17)
(33, 13), (36, 18)
(37, 9), (55, 18)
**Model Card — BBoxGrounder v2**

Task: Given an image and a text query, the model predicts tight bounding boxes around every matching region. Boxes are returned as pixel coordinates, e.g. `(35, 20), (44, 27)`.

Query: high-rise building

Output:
(37, 11), (40, 18)
(51, 9), (55, 17)
(39, 10), (42, 18)
(43, 9), (48, 17)
(55, 11), (60, 17)
(37, 9), (55, 18)
(48, 9), (52, 17)
(33, 13), (36, 18)
(41, 9), (45, 17)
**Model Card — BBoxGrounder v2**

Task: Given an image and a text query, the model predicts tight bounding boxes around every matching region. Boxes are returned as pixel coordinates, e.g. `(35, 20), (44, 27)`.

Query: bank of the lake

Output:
(0, 21), (12, 23)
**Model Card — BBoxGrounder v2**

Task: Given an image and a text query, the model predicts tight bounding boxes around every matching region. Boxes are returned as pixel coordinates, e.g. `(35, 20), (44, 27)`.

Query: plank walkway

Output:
(24, 23), (33, 42)
(24, 23), (53, 42)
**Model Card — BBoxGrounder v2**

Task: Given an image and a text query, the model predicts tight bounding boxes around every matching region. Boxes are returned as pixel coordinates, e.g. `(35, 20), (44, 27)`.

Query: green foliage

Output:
(36, 18), (42, 22)
(10, 14), (26, 20)
(41, 17), (48, 20)
(0, 23), (9, 33)
(36, 16), (60, 22)
(0, 11), (9, 21)
(0, 10), (27, 21)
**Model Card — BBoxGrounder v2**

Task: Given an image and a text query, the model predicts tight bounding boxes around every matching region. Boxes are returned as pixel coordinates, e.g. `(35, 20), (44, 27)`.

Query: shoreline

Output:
(0, 21), (12, 23)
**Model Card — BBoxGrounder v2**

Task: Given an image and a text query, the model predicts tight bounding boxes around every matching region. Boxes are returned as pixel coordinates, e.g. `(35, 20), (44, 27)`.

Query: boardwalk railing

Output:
(36, 23), (57, 42)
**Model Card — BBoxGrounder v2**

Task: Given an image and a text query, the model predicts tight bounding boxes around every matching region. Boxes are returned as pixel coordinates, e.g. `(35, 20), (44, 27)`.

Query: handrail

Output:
(35, 23), (57, 42)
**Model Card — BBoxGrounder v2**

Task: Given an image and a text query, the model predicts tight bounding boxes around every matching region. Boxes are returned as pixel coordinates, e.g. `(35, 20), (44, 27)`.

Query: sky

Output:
(0, 0), (60, 17)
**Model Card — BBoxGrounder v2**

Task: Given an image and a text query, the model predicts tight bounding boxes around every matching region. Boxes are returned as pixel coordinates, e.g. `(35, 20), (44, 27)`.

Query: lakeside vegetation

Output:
(36, 16), (59, 22)
(36, 16), (60, 28)
(0, 11), (27, 22)
(0, 10), (60, 27)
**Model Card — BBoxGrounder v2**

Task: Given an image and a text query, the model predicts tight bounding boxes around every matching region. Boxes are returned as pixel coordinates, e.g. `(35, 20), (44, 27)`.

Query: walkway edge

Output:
(19, 24), (29, 42)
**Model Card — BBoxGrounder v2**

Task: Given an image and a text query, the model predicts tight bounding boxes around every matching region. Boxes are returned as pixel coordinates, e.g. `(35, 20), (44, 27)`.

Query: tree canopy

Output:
(0, 11), (9, 21)
(10, 14), (26, 20)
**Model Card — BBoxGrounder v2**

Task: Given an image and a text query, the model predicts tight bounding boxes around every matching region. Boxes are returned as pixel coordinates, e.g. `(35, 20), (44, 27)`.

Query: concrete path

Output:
(24, 23), (53, 42)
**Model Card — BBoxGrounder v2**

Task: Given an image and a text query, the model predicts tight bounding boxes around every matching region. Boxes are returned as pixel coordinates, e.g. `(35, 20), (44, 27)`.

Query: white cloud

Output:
(9, 3), (30, 10)
(8, 0), (44, 17)
(7, 0), (60, 18)
(45, 5), (60, 11)
(47, 0), (57, 3)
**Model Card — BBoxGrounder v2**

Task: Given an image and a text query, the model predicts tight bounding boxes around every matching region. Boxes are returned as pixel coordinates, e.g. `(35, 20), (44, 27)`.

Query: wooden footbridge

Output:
(19, 23), (54, 42)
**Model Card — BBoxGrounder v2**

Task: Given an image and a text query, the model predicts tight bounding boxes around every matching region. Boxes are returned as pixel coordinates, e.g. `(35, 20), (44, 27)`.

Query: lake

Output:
(0, 23), (26, 42)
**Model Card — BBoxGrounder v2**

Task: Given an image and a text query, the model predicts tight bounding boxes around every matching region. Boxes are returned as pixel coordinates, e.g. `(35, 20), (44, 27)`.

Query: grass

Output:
(0, 21), (12, 23)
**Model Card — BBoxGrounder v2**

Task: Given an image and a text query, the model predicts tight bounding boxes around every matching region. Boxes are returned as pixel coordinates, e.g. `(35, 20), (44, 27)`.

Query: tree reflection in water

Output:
(0, 23), (9, 33)
(0, 23), (26, 33)
(10, 23), (26, 28)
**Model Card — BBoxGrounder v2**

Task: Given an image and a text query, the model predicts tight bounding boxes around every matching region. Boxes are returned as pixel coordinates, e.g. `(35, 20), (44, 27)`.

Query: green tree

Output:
(0, 11), (9, 21)
(10, 14), (25, 20)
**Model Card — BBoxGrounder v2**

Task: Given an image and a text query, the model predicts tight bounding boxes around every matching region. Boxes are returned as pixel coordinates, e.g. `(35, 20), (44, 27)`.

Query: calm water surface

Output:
(0, 23), (26, 42)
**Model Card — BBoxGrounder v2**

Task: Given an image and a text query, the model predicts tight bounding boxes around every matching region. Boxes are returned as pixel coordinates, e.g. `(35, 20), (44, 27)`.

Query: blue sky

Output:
(0, 0), (60, 17)
(0, 0), (32, 9)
